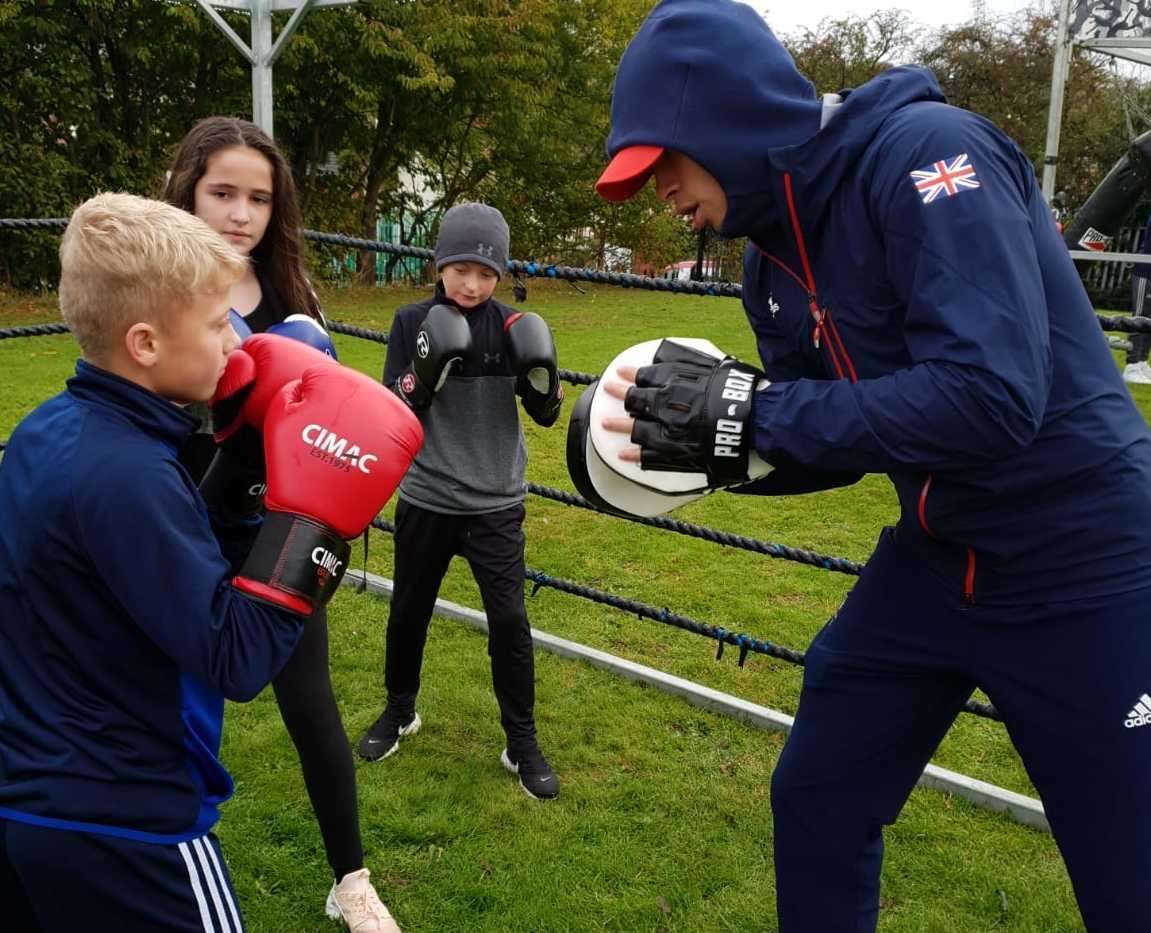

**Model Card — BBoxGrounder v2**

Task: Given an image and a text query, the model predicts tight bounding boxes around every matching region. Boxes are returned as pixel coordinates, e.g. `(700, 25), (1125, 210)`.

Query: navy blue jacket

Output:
(607, 0), (1151, 604)
(0, 362), (303, 842)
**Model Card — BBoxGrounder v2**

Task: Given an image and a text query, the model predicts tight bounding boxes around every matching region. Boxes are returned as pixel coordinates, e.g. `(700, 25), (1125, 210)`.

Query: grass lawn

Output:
(4, 281), (1147, 932)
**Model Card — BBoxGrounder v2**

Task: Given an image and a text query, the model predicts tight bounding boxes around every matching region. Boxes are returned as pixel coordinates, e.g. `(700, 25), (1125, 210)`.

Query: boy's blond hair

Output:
(59, 192), (247, 358)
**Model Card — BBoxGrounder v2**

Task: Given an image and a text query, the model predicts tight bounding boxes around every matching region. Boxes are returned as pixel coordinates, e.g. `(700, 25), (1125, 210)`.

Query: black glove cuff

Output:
(239, 511), (351, 608)
(393, 368), (433, 413)
(209, 383), (255, 437)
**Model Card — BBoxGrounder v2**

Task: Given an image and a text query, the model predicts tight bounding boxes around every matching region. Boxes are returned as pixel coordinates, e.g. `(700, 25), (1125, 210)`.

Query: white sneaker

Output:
(1123, 361), (1151, 384)
(325, 868), (402, 933)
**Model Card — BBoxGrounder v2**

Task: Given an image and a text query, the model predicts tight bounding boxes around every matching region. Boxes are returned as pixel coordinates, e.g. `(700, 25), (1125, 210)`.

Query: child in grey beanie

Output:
(434, 202), (509, 278)
(361, 200), (565, 802)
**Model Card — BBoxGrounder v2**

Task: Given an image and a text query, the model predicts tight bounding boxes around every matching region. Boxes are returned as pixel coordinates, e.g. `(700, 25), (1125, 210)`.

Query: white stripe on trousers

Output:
(178, 841), (216, 932)
(177, 835), (243, 933)
(193, 836), (234, 933)
(200, 834), (243, 933)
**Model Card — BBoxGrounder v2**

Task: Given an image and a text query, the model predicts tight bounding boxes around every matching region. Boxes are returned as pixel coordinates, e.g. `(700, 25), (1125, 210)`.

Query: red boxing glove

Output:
(201, 334), (340, 515)
(233, 364), (424, 615)
(211, 333), (339, 440)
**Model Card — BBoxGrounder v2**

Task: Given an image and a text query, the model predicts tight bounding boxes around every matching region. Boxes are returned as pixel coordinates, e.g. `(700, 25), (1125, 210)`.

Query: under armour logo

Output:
(768, 295), (781, 318)
(477, 242), (494, 258)
(416, 330), (430, 358)
(483, 352), (501, 365)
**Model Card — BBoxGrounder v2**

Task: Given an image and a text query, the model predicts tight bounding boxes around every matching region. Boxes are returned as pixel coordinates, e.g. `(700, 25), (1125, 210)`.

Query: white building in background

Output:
(664, 259), (721, 282)
(602, 245), (632, 273)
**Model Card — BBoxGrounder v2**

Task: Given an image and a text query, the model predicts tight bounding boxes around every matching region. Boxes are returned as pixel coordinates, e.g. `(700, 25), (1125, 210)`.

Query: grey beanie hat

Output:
(435, 202), (509, 278)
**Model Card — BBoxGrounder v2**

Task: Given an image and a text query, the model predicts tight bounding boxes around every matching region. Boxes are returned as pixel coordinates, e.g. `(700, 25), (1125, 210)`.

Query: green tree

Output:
(919, 12), (1129, 206)
(274, 0), (657, 281)
(0, 0), (249, 287)
(783, 10), (920, 91)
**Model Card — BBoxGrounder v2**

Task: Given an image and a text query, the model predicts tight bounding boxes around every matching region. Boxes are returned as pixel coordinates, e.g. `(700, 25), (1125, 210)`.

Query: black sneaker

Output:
(356, 706), (421, 762)
(501, 743), (559, 800)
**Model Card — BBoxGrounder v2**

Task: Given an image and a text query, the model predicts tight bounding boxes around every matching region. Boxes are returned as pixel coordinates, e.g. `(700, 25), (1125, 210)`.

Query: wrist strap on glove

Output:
(393, 368), (433, 413)
(626, 340), (765, 487)
(234, 511), (352, 614)
(199, 430), (266, 517)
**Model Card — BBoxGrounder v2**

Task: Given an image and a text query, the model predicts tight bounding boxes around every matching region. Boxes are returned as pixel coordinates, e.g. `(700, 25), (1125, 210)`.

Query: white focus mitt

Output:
(566, 338), (773, 518)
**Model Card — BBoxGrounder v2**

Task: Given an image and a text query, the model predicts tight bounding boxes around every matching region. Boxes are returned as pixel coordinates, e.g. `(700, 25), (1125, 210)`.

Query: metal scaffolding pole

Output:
(192, 0), (355, 138)
(1042, 0), (1075, 199)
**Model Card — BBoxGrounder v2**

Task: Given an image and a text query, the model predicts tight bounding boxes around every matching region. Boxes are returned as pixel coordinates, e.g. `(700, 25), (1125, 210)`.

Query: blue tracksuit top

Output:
(0, 361), (303, 843)
(607, 0), (1151, 604)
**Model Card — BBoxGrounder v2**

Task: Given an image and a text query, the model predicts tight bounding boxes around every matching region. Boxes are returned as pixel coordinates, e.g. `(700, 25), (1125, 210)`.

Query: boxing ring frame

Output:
(10, 216), (1150, 834)
(342, 569), (1050, 831)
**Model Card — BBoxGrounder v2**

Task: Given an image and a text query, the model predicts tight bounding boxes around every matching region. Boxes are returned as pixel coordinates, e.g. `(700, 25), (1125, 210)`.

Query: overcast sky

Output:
(755, 0), (1039, 38)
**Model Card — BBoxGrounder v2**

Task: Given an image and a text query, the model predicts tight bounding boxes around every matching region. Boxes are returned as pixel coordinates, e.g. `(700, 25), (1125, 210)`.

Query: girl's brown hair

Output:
(162, 117), (320, 320)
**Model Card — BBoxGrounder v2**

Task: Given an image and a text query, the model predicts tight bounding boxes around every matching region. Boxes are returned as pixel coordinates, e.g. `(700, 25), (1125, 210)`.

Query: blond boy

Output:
(0, 193), (306, 931)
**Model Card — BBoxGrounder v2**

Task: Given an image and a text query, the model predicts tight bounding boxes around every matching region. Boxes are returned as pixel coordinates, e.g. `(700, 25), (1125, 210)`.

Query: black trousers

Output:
(386, 499), (536, 746)
(1, 822), (243, 932)
(1129, 273), (1150, 363)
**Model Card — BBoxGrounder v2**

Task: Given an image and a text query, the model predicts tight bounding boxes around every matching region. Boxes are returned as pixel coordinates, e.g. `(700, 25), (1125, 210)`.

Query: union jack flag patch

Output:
(909, 153), (980, 204)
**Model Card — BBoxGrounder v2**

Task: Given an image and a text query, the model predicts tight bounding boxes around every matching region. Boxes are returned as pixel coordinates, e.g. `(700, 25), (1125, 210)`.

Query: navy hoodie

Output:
(607, 0), (1151, 605)
(383, 284), (529, 514)
(0, 361), (303, 842)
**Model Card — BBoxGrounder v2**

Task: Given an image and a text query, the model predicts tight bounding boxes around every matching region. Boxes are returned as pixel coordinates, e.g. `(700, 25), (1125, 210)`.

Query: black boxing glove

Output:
(505, 311), (563, 427)
(394, 303), (472, 413)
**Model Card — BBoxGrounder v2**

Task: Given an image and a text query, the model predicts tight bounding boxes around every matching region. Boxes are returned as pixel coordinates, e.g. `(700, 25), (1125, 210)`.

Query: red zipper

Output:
(963, 548), (976, 604)
(766, 177), (976, 596)
(821, 308), (859, 383)
(918, 473), (977, 603)
(756, 175), (859, 384)
(917, 474), (935, 537)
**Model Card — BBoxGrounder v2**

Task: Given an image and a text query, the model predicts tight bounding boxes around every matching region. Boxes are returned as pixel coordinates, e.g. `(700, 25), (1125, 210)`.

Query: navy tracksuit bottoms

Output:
(771, 526), (1151, 932)
(1, 819), (244, 932)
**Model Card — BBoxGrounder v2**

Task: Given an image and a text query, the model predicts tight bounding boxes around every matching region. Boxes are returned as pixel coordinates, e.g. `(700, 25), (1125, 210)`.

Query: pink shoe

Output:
(325, 868), (401, 932)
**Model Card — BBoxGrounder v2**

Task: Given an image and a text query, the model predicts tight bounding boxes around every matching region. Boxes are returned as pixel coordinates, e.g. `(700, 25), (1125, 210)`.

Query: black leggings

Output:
(179, 433), (363, 880)
(272, 607), (363, 880)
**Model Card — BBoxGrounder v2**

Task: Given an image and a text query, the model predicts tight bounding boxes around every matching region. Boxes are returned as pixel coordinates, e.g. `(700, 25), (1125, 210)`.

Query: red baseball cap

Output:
(595, 145), (664, 202)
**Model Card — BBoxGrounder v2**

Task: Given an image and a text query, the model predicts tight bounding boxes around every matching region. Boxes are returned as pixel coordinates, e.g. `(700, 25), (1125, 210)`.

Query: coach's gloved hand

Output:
(505, 311), (563, 427)
(566, 339), (773, 518)
(234, 365), (424, 615)
(625, 340), (769, 487)
(267, 313), (338, 360)
(199, 334), (338, 516)
(393, 303), (471, 413)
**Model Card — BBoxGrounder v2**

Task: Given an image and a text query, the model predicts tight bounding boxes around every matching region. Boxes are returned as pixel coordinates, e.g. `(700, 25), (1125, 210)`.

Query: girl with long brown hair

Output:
(165, 116), (400, 933)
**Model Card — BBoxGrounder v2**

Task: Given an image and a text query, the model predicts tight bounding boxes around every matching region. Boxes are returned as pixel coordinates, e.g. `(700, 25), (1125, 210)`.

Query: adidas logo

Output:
(1124, 693), (1151, 729)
